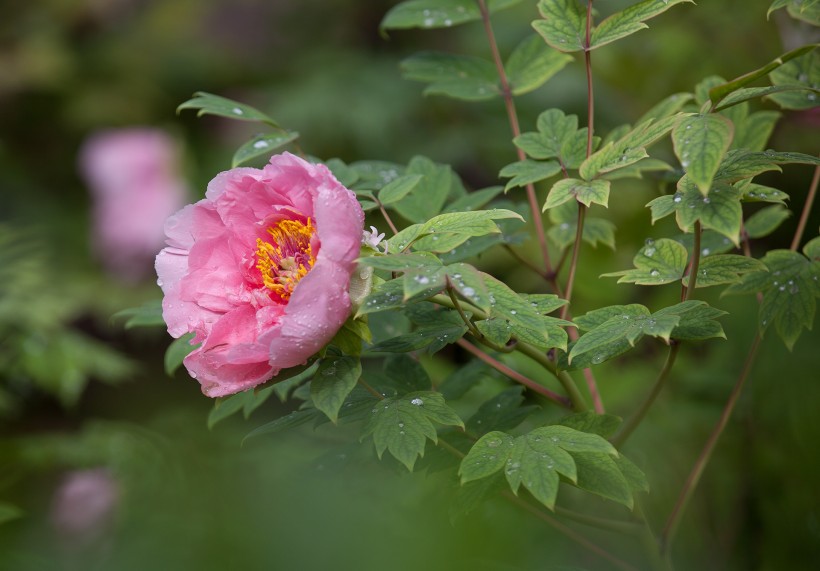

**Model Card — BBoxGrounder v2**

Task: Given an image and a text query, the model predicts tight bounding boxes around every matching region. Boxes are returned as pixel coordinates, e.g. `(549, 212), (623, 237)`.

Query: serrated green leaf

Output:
(164, 333), (197, 376)
(673, 114), (734, 195)
(533, 0), (586, 53)
(459, 431), (516, 482)
(602, 238), (688, 285)
(521, 293), (567, 315)
(506, 34), (573, 95)
(544, 178), (610, 210)
(446, 263), (492, 312)
(381, 0), (523, 30)
(178, 92), (279, 127)
(310, 356), (362, 423)
(350, 160), (405, 191)
(356, 278), (406, 316)
(600, 158), (674, 181)
(232, 132), (299, 167)
(113, 301), (165, 329)
(482, 274), (551, 343)
(614, 454), (650, 493)
(363, 391), (463, 471)
(368, 323), (467, 353)
(683, 255), (767, 288)
(403, 266), (447, 299)
(378, 354), (434, 396)
(715, 85), (817, 112)
(420, 209), (523, 236)
(467, 387), (538, 434)
(745, 205), (792, 239)
(548, 213), (616, 249)
(574, 304), (649, 331)
(804, 235), (820, 260)
(732, 111), (781, 153)
(571, 452), (634, 508)
(740, 183), (790, 205)
(713, 150), (782, 182)
(475, 317), (513, 346)
(568, 308), (680, 368)
(654, 300), (727, 341)
(515, 108), (580, 161)
(591, 0), (694, 50)
(499, 160), (562, 192)
(647, 194), (676, 223)
(769, 49), (820, 109)
(401, 52), (498, 101)
(725, 250), (820, 349)
(675, 179), (742, 245)
(534, 425), (618, 455)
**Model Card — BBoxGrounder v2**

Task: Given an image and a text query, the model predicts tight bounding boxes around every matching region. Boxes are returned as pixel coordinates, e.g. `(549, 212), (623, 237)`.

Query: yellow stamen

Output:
(255, 218), (316, 301)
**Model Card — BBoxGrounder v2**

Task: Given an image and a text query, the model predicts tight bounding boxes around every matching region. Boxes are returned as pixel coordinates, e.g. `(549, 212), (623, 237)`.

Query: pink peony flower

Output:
(155, 152), (364, 397)
(80, 128), (188, 282)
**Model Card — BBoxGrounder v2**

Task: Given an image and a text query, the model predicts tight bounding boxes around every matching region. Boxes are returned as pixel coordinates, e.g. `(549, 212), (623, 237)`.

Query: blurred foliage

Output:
(0, 0), (819, 570)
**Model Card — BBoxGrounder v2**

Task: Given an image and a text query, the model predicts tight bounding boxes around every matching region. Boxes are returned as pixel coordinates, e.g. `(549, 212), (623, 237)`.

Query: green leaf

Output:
(591, 0), (693, 50)
(439, 359), (493, 400)
(378, 354), (433, 396)
(358, 252), (442, 272)
(568, 307), (680, 368)
(420, 209), (524, 236)
(447, 263), (492, 312)
(499, 160), (562, 192)
(164, 333), (197, 376)
(243, 408), (323, 443)
(745, 205), (792, 239)
(533, 0), (586, 52)
(350, 160), (405, 190)
(368, 323), (467, 353)
(600, 158), (673, 181)
(208, 391), (250, 429)
(401, 52), (498, 101)
(574, 304), (649, 331)
(683, 255), (767, 288)
(804, 235), (820, 260)
(709, 44), (818, 107)
(715, 85), (818, 112)
(443, 186), (504, 213)
(466, 387), (538, 434)
(724, 250), (820, 349)
(615, 454), (650, 493)
(243, 385), (276, 418)
(378, 174), (424, 205)
(232, 132), (299, 167)
(363, 391), (463, 471)
(521, 293), (567, 315)
(391, 156), (453, 224)
(381, 0), (523, 30)
(177, 92), (279, 127)
(548, 206), (616, 249)
(674, 179), (742, 245)
(654, 300), (727, 341)
(273, 363), (319, 402)
(506, 34), (573, 95)
(403, 266), (447, 299)
(571, 452), (634, 508)
(647, 195), (676, 223)
(769, 49), (820, 109)
(482, 274), (552, 343)
(559, 411), (622, 438)
(310, 356), (362, 423)
(356, 278), (406, 316)
(113, 301), (164, 329)
(740, 183), (789, 205)
(602, 238), (688, 285)
(475, 318), (513, 346)
(459, 431), (516, 482)
(325, 158), (360, 188)
(544, 178), (611, 209)
(768, 1), (820, 24)
(672, 114), (734, 195)
(515, 109), (590, 168)
(732, 111), (781, 153)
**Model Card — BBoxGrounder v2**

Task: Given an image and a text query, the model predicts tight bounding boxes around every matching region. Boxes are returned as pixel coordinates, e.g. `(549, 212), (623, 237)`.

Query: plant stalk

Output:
(790, 163), (820, 251)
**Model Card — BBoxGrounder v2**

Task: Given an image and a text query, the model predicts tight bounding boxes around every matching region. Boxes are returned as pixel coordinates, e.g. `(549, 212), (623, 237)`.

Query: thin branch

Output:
(515, 342), (589, 412)
(374, 196), (399, 235)
(447, 284), (482, 338)
(560, 204), (587, 320)
(790, 163), (820, 251)
(682, 221), (702, 301)
(660, 333), (762, 556)
(612, 343), (680, 448)
(477, 0), (553, 277)
(457, 338), (571, 408)
(358, 377), (384, 400)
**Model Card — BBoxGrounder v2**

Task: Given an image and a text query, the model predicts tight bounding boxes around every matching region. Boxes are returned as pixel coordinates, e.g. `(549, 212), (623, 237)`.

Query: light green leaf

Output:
(724, 249), (820, 349)
(381, 0), (523, 30)
(571, 452), (634, 508)
(745, 205), (792, 239)
(559, 411), (622, 438)
(600, 158), (673, 181)
(392, 156), (453, 224)
(732, 111), (781, 153)
(378, 174), (424, 205)
(591, 0), (694, 50)
(356, 278), (406, 316)
(544, 178), (610, 210)
(568, 307), (680, 367)
(647, 195), (676, 223)
(602, 238), (688, 285)
(459, 431), (516, 482)
(499, 160), (562, 192)
(475, 317), (513, 346)
(514, 109), (584, 166)
(672, 114), (734, 195)
(178, 92), (279, 127)
(769, 49), (820, 109)
(400, 52), (498, 100)
(310, 356), (362, 423)
(521, 293), (567, 315)
(740, 183), (790, 205)
(231, 132), (299, 167)
(715, 85), (817, 112)
(506, 34), (573, 95)
(683, 255), (767, 288)
(164, 333), (197, 376)
(358, 252), (442, 272)
(674, 179), (743, 245)
(482, 274), (552, 343)
(350, 160), (405, 191)
(403, 266), (447, 299)
(447, 263), (492, 312)
(651, 300), (727, 341)
(363, 391), (463, 471)
(533, 0), (586, 53)
(421, 209), (523, 236)
(574, 304), (649, 331)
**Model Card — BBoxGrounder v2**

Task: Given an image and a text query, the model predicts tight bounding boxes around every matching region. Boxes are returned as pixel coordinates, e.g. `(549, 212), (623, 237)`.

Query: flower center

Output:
(255, 218), (316, 301)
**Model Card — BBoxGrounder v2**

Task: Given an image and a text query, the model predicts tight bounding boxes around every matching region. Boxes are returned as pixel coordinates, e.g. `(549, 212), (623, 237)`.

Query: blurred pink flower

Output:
(156, 152), (364, 397)
(50, 468), (119, 543)
(80, 128), (188, 281)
